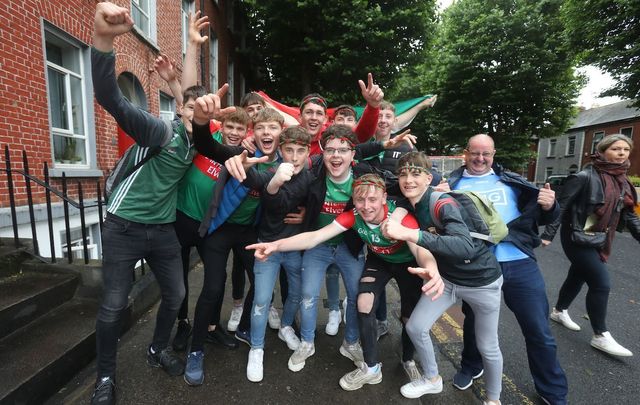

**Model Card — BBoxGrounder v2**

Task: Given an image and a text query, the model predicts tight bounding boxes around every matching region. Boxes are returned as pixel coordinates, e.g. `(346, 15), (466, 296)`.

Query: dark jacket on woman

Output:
(541, 165), (640, 242)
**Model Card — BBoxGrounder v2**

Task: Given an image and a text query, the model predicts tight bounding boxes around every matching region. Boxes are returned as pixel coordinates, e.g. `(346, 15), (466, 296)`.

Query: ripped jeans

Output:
(250, 249), (303, 349)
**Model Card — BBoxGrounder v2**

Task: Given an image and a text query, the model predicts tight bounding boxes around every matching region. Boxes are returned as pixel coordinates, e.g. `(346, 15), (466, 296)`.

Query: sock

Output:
(367, 363), (380, 374)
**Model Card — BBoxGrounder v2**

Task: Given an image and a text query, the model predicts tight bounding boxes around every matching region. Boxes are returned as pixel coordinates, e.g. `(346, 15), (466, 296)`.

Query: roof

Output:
(569, 100), (640, 131)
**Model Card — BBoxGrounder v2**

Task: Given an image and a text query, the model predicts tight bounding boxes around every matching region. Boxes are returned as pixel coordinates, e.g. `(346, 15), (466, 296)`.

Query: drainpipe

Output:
(200, 0), (205, 86)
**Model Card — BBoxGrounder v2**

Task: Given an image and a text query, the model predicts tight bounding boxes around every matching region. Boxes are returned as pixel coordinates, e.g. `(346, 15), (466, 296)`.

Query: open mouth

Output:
(260, 138), (275, 149)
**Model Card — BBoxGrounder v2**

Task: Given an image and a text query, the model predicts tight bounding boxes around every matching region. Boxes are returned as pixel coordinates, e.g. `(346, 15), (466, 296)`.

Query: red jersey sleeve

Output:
(334, 210), (356, 230)
(354, 104), (379, 143)
(401, 213), (419, 229)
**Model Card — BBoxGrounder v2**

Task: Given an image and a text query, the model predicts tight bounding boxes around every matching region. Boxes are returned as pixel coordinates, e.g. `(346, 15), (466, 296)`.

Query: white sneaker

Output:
(339, 363), (382, 391)
(288, 341), (315, 372)
(550, 308), (581, 331)
(483, 400), (501, 405)
(325, 310), (341, 336)
(227, 305), (243, 332)
(278, 326), (300, 351)
(590, 332), (633, 357)
(402, 360), (422, 382)
(268, 305), (281, 330)
(400, 375), (443, 399)
(339, 340), (364, 367)
(247, 348), (264, 382)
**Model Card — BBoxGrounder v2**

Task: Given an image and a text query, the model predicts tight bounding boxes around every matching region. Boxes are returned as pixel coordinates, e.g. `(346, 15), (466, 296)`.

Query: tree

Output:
(562, 0), (640, 107)
(409, 0), (583, 169)
(240, 0), (437, 105)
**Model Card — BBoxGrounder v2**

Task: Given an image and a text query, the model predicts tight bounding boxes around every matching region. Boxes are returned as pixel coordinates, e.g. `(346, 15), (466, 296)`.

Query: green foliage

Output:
(404, 0), (583, 170)
(562, 0), (640, 107)
(628, 175), (640, 187)
(240, 0), (437, 105)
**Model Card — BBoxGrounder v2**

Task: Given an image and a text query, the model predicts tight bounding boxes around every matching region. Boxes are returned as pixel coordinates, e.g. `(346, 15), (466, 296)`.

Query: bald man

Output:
(442, 134), (568, 405)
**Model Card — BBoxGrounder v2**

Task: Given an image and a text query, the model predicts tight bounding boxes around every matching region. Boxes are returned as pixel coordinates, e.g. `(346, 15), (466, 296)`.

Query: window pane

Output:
(70, 76), (85, 135)
(132, 4), (149, 34)
(47, 68), (68, 130)
(46, 34), (80, 73)
(621, 127), (633, 138)
(53, 135), (86, 164)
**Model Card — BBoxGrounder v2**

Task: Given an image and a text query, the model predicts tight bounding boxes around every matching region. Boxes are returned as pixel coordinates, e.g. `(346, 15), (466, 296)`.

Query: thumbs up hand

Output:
(537, 183), (555, 211)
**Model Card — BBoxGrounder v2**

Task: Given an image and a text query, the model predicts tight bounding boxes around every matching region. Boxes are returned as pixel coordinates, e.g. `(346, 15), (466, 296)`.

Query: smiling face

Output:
(464, 134), (495, 176)
(603, 140), (632, 164)
(221, 120), (247, 146)
(398, 168), (432, 205)
(322, 137), (355, 181)
(245, 103), (264, 119)
(353, 185), (387, 224)
(280, 142), (310, 175)
(334, 114), (356, 128)
(253, 120), (282, 158)
(300, 102), (328, 137)
(180, 98), (196, 134)
(375, 108), (396, 141)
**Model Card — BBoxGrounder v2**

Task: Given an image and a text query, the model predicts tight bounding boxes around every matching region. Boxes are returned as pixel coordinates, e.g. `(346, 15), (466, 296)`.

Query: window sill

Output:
(49, 168), (104, 178)
(131, 26), (160, 53)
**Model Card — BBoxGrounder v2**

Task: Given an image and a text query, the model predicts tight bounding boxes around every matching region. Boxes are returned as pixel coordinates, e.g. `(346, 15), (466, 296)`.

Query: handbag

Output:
(570, 227), (607, 248)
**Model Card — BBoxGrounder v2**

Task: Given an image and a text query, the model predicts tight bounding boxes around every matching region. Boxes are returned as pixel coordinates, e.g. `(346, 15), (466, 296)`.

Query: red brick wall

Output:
(0, 0), (219, 208)
(580, 119), (640, 175)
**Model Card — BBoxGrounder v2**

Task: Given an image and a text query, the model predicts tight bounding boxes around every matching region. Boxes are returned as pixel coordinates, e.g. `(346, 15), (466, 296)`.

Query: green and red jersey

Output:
(314, 174), (354, 245)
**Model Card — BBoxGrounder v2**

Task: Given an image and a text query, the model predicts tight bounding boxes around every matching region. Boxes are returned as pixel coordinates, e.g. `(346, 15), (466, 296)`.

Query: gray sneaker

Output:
(339, 364), (382, 391)
(402, 360), (422, 382)
(376, 320), (389, 340)
(288, 341), (315, 372)
(339, 340), (364, 366)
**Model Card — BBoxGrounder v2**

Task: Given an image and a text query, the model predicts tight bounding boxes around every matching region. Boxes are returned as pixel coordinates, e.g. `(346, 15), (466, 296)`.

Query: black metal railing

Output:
(0, 145), (146, 277)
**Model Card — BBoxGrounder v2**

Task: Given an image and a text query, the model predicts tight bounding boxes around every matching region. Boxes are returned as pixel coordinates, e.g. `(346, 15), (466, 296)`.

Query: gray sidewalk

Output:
(49, 262), (480, 405)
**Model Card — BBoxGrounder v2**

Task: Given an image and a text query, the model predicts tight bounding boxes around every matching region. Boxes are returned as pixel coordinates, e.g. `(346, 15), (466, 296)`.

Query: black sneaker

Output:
(234, 329), (251, 347)
(172, 319), (192, 352)
(91, 377), (115, 405)
(147, 345), (185, 376)
(205, 326), (239, 349)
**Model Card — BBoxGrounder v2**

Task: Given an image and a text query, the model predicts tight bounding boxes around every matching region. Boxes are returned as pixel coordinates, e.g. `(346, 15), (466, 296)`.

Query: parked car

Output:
(545, 174), (569, 194)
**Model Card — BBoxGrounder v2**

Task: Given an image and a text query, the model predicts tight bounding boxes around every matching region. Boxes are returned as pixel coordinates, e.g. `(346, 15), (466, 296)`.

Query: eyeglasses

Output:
(323, 147), (352, 155)
(467, 150), (494, 158)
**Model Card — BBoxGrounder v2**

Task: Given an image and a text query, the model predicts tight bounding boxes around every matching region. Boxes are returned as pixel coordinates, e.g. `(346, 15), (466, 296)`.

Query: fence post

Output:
(22, 150), (40, 256)
(43, 162), (56, 263)
(5, 145), (20, 247)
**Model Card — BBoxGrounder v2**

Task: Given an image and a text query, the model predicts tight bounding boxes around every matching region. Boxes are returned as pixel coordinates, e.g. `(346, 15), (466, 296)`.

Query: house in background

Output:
(535, 100), (640, 184)
(0, 0), (247, 261)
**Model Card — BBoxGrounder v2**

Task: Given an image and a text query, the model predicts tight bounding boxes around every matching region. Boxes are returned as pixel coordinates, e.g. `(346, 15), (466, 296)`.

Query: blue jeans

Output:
(300, 242), (364, 344)
(97, 214), (185, 379)
(460, 258), (568, 405)
(251, 250), (303, 348)
(325, 264), (341, 311)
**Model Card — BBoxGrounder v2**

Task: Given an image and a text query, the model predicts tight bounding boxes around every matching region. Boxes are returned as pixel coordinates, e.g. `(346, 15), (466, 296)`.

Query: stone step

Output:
(0, 298), (99, 405)
(0, 269), (79, 340)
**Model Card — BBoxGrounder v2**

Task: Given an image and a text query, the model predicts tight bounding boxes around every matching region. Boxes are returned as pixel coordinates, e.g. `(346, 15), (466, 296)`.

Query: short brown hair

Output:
(183, 85), (207, 104)
(379, 100), (395, 113)
(321, 124), (358, 148)
(334, 105), (356, 119)
(253, 108), (284, 127)
(240, 92), (266, 108)
(300, 93), (328, 112)
(352, 173), (386, 199)
(222, 108), (251, 127)
(280, 126), (312, 147)
(396, 151), (432, 175)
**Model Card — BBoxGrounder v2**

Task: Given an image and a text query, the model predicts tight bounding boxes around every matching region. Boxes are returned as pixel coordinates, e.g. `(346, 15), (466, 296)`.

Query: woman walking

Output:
(541, 134), (640, 357)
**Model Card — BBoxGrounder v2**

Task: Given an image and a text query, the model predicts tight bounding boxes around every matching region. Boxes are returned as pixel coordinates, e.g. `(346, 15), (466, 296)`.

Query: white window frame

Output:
(545, 167), (554, 179)
(131, 0), (157, 43)
(159, 92), (175, 121)
(227, 60), (235, 105)
(565, 135), (576, 156)
(620, 126), (633, 139)
(44, 26), (91, 169)
(182, 0), (195, 58)
(209, 29), (219, 92)
(547, 139), (557, 157)
(591, 131), (605, 154)
(61, 224), (99, 261)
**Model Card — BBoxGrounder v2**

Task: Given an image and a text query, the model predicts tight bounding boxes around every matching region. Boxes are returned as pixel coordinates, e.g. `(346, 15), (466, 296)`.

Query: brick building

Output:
(0, 0), (248, 259)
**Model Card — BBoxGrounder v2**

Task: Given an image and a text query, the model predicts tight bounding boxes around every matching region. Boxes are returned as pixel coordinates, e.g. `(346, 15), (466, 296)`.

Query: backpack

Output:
(104, 119), (178, 202)
(428, 190), (508, 244)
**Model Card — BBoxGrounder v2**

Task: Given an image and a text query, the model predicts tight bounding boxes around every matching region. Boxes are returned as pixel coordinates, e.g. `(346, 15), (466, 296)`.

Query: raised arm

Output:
(182, 11), (209, 90)
(92, 2), (170, 147)
(354, 73), (383, 143)
(392, 95), (437, 133)
(246, 222), (344, 260)
(153, 54), (183, 106)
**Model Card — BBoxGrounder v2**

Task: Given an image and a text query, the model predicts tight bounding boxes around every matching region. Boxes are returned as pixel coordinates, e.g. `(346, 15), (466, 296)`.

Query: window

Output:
(182, 0), (195, 58)
(131, 0), (157, 42)
(159, 92), (175, 121)
(547, 139), (557, 157)
(117, 72), (148, 110)
(620, 127), (633, 138)
(45, 29), (89, 167)
(227, 0), (234, 30)
(209, 29), (218, 92)
(61, 224), (99, 261)
(591, 131), (604, 154)
(227, 61), (234, 105)
(566, 136), (576, 156)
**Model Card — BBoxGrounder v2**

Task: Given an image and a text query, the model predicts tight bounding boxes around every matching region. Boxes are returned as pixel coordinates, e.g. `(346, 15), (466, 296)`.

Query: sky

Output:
(435, 0), (621, 109)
